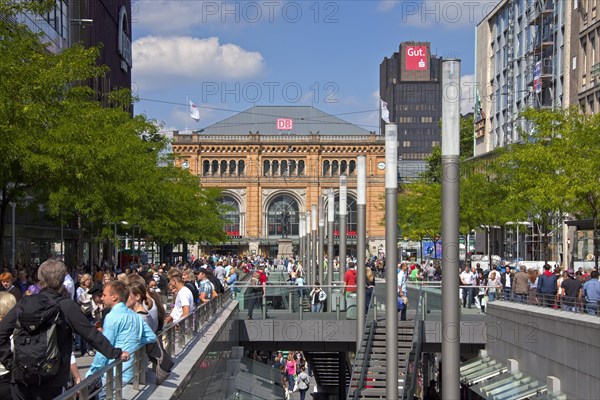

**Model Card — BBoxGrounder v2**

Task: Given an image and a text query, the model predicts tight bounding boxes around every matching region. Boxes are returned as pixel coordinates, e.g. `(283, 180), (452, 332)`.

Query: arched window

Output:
(349, 160), (356, 176)
(298, 160), (305, 176)
(229, 160), (236, 175)
(220, 160), (227, 175)
(334, 195), (357, 237)
(281, 160), (288, 176)
(211, 160), (219, 175)
(340, 160), (348, 175)
(331, 160), (339, 176)
(289, 160), (297, 176)
(203, 160), (210, 176)
(263, 160), (270, 176)
(272, 160), (280, 176)
(221, 196), (241, 237)
(267, 194), (299, 236)
(323, 160), (330, 176)
(238, 160), (245, 176)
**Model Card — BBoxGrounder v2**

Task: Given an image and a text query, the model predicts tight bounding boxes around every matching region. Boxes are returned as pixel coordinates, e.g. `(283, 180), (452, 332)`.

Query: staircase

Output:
(305, 352), (351, 389)
(348, 320), (414, 399)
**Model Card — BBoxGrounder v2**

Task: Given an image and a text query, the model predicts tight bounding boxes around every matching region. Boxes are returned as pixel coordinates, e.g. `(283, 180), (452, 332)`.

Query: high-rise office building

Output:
(380, 42), (443, 181)
(474, 0), (570, 157)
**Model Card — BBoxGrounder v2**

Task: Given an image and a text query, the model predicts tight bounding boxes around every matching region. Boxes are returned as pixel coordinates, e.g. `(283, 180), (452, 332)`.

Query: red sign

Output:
(276, 118), (293, 130)
(405, 46), (428, 71)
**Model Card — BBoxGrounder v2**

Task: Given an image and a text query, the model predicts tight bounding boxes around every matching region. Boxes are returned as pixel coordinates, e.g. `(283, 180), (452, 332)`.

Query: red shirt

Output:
(258, 271), (268, 285)
(344, 269), (357, 292)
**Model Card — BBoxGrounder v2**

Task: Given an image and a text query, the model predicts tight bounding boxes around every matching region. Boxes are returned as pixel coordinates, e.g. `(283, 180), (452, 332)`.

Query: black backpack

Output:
(207, 274), (225, 294)
(13, 293), (63, 385)
(185, 281), (201, 304)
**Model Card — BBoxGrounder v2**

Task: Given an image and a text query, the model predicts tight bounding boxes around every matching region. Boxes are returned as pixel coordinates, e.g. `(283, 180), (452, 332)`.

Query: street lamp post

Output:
(312, 204), (317, 284)
(299, 213), (305, 270)
(327, 189), (335, 308)
(441, 59), (461, 400)
(339, 175), (348, 273)
(356, 155), (367, 349)
(305, 211), (311, 283)
(384, 123), (399, 399)
(318, 197), (325, 283)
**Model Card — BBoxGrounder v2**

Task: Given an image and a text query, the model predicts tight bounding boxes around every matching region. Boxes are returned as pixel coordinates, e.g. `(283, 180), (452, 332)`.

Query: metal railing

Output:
(405, 281), (599, 317)
(346, 294), (377, 400)
(56, 293), (234, 400)
(402, 285), (424, 400)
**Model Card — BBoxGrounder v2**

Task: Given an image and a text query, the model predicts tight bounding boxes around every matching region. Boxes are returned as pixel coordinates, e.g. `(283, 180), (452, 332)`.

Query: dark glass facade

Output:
(380, 42), (443, 180)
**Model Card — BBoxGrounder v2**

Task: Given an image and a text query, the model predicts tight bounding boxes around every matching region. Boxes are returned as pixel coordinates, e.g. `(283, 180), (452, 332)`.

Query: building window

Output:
(281, 160), (288, 176)
(238, 160), (245, 176)
(298, 160), (305, 176)
(229, 160), (236, 175)
(263, 160), (270, 176)
(340, 160), (348, 175)
(203, 160), (210, 176)
(349, 160), (356, 176)
(220, 160), (227, 175)
(289, 160), (297, 175)
(272, 160), (280, 176)
(403, 141), (411, 147)
(221, 196), (241, 237)
(211, 160), (219, 175)
(323, 160), (330, 176)
(331, 160), (339, 175)
(267, 195), (299, 236)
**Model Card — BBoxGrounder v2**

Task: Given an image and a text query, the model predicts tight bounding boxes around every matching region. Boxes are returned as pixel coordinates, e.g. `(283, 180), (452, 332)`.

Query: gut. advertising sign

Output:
(405, 46), (428, 71)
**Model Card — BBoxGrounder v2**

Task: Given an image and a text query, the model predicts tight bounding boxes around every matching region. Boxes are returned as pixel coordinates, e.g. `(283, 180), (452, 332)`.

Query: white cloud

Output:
(377, 1), (401, 12)
(460, 74), (475, 115)
(132, 36), (265, 91)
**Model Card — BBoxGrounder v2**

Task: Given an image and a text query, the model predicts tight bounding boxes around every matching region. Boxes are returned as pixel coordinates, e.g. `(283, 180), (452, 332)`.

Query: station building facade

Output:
(171, 106), (386, 258)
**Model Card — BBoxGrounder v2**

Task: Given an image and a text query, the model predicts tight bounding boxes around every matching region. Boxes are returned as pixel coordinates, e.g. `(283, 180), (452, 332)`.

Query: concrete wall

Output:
(486, 301), (600, 399)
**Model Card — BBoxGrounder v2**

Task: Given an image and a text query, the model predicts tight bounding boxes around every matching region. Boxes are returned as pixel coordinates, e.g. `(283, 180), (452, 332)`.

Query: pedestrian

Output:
(0, 272), (21, 301)
(501, 266), (513, 301)
(296, 365), (310, 400)
(165, 274), (195, 324)
(286, 353), (296, 392)
(460, 265), (474, 308)
(365, 267), (376, 313)
(0, 259), (129, 400)
(343, 262), (357, 298)
(0, 292), (17, 399)
(397, 263), (408, 321)
(582, 270), (600, 315)
(296, 271), (305, 299)
(513, 267), (529, 304)
(309, 282), (326, 312)
(86, 281), (156, 399)
(560, 269), (582, 312)
(247, 266), (268, 320)
(537, 264), (558, 307)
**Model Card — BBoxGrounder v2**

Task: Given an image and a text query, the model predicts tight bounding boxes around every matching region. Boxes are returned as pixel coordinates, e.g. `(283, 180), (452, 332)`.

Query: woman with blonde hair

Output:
(365, 267), (376, 313)
(76, 273), (95, 356)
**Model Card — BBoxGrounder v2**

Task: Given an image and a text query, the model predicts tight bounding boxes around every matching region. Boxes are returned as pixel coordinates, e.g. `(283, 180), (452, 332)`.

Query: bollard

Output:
(115, 363), (123, 400)
(289, 291), (293, 313)
(336, 296), (340, 320)
(262, 295), (267, 320)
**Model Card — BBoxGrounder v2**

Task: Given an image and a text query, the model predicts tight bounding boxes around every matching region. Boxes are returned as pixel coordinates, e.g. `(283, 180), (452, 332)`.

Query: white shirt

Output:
(397, 270), (407, 294)
(460, 270), (474, 285)
(63, 274), (75, 300)
(170, 286), (195, 323)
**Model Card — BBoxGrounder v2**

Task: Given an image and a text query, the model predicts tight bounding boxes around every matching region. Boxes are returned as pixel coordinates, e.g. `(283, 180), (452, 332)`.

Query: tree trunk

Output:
(0, 198), (8, 267)
(75, 212), (83, 269)
(594, 212), (598, 270)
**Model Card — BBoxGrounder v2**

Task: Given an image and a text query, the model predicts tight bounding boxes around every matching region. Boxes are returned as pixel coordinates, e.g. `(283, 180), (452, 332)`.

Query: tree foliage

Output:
(0, 2), (227, 265)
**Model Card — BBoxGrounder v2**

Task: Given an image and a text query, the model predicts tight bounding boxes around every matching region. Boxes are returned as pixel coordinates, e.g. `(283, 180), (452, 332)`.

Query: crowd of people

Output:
(0, 254), (256, 400)
(249, 350), (311, 400)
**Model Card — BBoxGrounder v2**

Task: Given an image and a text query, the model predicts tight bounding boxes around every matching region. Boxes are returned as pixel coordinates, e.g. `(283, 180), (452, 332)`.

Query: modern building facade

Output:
(171, 106), (386, 258)
(380, 42), (443, 181)
(474, 0), (570, 157)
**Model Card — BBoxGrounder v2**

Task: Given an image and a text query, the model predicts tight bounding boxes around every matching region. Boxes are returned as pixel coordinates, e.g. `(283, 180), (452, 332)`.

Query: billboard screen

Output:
(405, 46), (428, 71)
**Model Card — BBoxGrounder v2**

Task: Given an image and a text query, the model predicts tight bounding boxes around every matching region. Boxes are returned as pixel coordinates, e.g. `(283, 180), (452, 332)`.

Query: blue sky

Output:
(132, 0), (499, 135)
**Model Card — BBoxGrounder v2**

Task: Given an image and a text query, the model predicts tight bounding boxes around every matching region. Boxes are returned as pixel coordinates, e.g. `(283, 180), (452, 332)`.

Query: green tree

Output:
(0, 2), (107, 264)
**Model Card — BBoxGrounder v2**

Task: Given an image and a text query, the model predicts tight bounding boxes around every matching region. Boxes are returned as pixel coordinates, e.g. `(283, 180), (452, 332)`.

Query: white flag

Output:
(380, 99), (390, 123)
(189, 100), (200, 121)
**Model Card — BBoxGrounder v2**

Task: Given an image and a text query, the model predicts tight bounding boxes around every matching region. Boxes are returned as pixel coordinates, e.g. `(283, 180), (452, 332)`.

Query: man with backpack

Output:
(247, 265), (268, 320)
(0, 259), (129, 400)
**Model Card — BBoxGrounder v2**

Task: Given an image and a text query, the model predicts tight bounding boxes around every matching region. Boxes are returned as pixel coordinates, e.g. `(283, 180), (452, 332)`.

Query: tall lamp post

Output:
(312, 204), (317, 284)
(356, 155), (367, 348)
(299, 213), (305, 270)
(318, 197), (325, 283)
(305, 211), (311, 282)
(441, 59), (461, 400)
(327, 189), (335, 308)
(339, 174), (348, 273)
(384, 123), (399, 399)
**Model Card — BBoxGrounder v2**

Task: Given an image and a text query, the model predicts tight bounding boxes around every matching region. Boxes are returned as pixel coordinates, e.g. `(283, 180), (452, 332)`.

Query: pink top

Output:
(286, 360), (296, 375)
